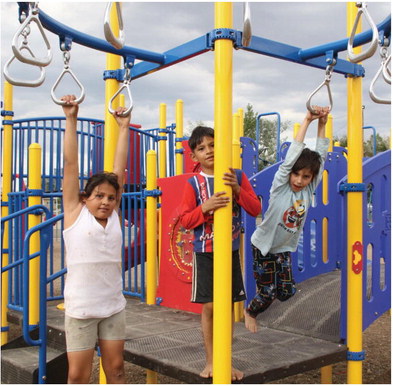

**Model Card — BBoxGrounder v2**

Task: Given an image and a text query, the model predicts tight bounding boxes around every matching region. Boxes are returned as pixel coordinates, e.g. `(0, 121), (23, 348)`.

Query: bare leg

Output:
(231, 307), (244, 380)
(200, 302), (213, 378)
(244, 309), (258, 333)
(99, 339), (125, 384)
(67, 349), (94, 384)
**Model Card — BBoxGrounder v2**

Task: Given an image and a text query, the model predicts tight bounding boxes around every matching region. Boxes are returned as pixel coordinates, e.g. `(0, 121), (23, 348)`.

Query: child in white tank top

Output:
(61, 94), (131, 383)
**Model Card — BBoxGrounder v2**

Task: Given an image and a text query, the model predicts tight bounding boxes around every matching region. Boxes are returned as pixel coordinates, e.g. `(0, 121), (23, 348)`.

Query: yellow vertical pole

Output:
(101, 6), (122, 383)
(28, 144), (42, 326)
(346, 3), (363, 384)
(146, 150), (158, 305)
(321, 366), (333, 384)
(146, 370), (158, 384)
(103, 3), (121, 172)
(175, 99), (184, 176)
(1, 81), (13, 345)
(159, 103), (167, 178)
(237, 108), (244, 138)
(213, 3), (233, 384)
(293, 122), (300, 139)
(232, 112), (242, 323)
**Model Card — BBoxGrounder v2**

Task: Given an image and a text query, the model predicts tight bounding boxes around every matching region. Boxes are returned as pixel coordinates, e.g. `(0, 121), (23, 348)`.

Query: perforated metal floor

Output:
(45, 270), (346, 384)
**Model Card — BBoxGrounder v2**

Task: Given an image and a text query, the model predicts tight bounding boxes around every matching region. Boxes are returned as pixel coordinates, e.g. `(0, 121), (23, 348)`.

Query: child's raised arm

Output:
(62, 95), (81, 216)
(112, 108), (131, 206)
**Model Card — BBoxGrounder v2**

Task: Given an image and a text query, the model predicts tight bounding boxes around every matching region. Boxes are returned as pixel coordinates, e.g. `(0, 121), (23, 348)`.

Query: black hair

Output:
(188, 126), (214, 151)
(291, 148), (322, 180)
(81, 172), (120, 199)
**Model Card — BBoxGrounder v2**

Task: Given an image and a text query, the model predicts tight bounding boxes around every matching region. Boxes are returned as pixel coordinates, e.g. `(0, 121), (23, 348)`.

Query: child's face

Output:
(83, 182), (118, 221)
(289, 168), (314, 192)
(191, 136), (215, 173)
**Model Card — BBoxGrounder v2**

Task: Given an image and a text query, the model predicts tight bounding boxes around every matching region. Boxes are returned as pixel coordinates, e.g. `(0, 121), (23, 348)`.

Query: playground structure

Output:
(1, 2), (391, 384)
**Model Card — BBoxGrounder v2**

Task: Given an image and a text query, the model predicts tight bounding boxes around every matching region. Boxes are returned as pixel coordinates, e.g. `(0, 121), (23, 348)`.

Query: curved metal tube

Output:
(12, 12), (52, 67)
(242, 2), (252, 47)
(104, 2), (125, 50)
(108, 82), (133, 117)
(51, 67), (85, 105)
(306, 80), (333, 115)
(3, 45), (45, 87)
(382, 54), (391, 84)
(369, 65), (391, 104)
(347, 4), (379, 63)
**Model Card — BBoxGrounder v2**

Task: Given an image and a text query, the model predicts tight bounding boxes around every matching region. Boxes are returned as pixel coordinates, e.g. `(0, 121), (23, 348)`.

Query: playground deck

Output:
(41, 270), (347, 384)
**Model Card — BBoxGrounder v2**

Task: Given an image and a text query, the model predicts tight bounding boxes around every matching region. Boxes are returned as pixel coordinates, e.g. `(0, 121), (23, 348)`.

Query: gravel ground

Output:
(89, 310), (390, 384)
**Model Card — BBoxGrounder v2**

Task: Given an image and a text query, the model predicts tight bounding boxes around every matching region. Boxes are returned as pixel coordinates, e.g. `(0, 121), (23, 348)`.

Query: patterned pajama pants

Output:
(246, 245), (296, 318)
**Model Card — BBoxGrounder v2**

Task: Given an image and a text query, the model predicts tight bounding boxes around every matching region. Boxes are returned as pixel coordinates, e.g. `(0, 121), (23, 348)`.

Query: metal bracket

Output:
(339, 183), (366, 193)
(143, 189), (162, 198)
(208, 28), (242, 48)
(103, 69), (126, 81)
(1, 110), (14, 117)
(175, 149), (184, 154)
(347, 350), (366, 361)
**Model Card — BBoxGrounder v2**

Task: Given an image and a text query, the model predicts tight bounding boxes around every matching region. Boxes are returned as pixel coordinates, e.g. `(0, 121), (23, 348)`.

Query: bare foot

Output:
(200, 363), (212, 378)
(244, 309), (258, 333)
(232, 367), (244, 381)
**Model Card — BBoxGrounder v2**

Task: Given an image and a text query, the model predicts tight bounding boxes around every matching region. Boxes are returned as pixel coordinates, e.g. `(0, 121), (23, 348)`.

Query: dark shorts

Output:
(191, 250), (247, 303)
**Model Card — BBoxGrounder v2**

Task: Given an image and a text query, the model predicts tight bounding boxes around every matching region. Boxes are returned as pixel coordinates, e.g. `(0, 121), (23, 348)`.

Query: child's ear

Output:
(190, 152), (198, 162)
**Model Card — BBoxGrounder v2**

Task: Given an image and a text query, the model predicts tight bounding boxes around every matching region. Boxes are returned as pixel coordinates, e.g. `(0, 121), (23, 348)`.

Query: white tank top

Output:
(63, 205), (126, 318)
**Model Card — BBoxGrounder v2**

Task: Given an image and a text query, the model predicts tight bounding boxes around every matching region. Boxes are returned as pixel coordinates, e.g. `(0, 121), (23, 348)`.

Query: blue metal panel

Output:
(339, 150), (391, 341)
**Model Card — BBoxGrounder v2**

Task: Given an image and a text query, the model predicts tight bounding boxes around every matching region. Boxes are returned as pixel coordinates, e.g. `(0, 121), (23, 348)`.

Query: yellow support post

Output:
(321, 365), (333, 384)
(346, 3), (364, 384)
(322, 114), (333, 263)
(28, 144), (42, 326)
(293, 122), (300, 139)
(103, 3), (122, 172)
(146, 150), (158, 305)
(237, 108), (244, 138)
(175, 99), (184, 176)
(1, 81), (13, 345)
(213, 2), (233, 384)
(146, 369), (158, 384)
(159, 103), (167, 178)
(232, 112), (243, 323)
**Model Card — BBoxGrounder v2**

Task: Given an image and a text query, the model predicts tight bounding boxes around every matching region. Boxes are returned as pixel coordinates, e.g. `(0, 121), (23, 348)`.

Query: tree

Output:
(333, 133), (390, 157)
(243, 103), (291, 169)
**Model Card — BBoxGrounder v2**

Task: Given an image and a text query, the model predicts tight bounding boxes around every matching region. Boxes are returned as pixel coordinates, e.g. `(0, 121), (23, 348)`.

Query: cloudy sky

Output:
(1, 1), (391, 145)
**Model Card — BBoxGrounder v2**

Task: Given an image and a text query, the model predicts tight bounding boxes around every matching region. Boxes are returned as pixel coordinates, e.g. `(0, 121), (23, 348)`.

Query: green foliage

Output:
(243, 103), (291, 169)
(333, 133), (390, 157)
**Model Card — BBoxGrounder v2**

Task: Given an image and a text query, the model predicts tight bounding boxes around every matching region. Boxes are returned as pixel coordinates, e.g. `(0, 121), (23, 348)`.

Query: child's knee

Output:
(277, 285), (296, 302)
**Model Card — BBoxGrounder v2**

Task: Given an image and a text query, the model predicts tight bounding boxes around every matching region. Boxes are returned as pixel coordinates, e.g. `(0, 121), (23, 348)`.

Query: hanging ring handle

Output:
(369, 65), (391, 104)
(51, 51), (85, 105)
(11, 4), (52, 67)
(306, 63), (334, 115)
(347, 2), (379, 63)
(3, 44), (45, 87)
(242, 2), (252, 47)
(382, 53), (391, 84)
(108, 68), (133, 117)
(104, 2), (125, 50)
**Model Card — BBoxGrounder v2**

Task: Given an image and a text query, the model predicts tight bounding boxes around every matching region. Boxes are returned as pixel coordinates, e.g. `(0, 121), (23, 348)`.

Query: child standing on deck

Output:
(180, 126), (261, 380)
(61, 94), (130, 383)
(244, 106), (330, 333)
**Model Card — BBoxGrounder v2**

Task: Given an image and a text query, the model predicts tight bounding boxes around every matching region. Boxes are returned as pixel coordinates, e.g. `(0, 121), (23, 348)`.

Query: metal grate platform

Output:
(42, 270), (346, 384)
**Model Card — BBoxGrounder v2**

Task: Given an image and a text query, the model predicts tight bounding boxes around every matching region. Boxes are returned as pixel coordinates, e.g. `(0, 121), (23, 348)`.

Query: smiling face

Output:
(83, 182), (118, 224)
(190, 135), (215, 174)
(289, 168), (314, 192)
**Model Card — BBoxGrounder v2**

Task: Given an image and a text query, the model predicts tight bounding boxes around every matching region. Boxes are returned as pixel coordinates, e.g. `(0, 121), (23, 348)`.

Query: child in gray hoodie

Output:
(244, 106), (330, 332)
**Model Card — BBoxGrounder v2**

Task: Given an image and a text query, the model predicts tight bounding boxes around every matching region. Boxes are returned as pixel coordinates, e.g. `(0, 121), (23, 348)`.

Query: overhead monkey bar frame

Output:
(36, 7), (391, 80)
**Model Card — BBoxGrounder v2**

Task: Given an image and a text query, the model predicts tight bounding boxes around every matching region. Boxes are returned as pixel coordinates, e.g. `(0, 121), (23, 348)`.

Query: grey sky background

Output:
(1, 1), (391, 145)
